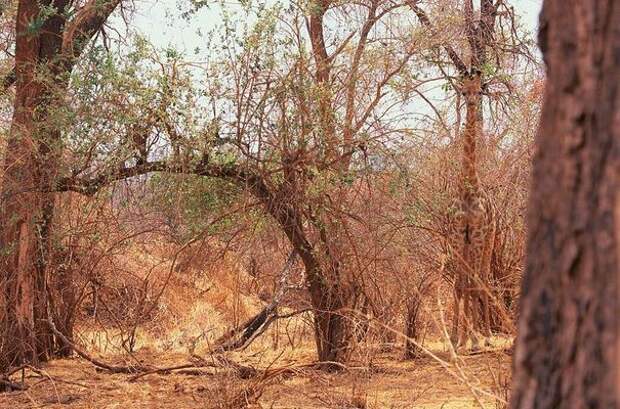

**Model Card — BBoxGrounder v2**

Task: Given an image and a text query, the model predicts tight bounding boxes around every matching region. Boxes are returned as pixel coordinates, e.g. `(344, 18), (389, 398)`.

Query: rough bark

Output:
(50, 246), (78, 357)
(510, 1), (620, 408)
(0, 0), (120, 372)
(274, 205), (352, 368)
(308, 0), (338, 164)
(213, 251), (298, 352)
(231, 171), (352, 368)
(0, 0), (61, 370)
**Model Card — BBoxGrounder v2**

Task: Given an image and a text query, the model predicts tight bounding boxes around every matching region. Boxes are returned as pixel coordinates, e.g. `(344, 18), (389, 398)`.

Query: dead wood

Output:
(47, 319), (154, 374)
(213, 251), (302, 352)
(48, 318), (263, 382)
(0, 377), (26, 392)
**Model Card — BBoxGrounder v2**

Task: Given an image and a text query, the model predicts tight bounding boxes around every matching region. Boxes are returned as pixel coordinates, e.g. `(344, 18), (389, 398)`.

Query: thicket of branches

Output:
(0, 0), (541, 378)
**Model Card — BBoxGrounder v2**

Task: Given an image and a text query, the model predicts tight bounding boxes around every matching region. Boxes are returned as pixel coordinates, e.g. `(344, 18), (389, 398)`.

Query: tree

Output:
(510, 1), (619, 407)
(0, 0), (121, 371)
(54, 0), (423, 367)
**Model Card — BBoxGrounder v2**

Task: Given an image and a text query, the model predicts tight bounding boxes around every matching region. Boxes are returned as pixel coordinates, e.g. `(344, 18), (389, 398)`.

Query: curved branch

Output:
(61, 0), (122, 65)
(47, 319), (152, 374)
(55, 159), (267, 197)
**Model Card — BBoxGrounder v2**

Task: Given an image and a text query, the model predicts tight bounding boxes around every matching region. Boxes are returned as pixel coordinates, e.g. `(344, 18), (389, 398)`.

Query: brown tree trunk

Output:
(510, 1), (619, 408)
(51, 246), (77, 357)
(404, 295), (422, 360)
(0, 1), (59, 370)
(0, 0), (120, 372)
(313, 303), (350, 367)
(291, 230), (352, 369)
(266, 197), (352, 368)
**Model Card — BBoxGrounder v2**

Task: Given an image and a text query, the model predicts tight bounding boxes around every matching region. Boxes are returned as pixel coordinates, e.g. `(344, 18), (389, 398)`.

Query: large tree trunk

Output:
(510, 1), (619, 408)
(0, 1), (60, 370)
(292, 230), (352, 369)
(310, 287), (351, 368)
(0, 0), (119, 372)
(263, 194), (353, 369)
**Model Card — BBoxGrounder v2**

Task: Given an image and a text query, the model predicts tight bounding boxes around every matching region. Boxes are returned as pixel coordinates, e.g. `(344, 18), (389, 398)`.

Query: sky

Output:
(119, 0), (544, 137)
(128, 0), (544, 55)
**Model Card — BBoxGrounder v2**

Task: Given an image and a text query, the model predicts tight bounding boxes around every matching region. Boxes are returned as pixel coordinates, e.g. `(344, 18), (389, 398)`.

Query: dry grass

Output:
(0, 339), (511, 408)
(1, 230), (514, 408)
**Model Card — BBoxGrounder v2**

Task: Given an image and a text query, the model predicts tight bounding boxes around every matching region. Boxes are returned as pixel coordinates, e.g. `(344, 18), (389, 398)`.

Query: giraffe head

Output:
(461, 73), (482, 104)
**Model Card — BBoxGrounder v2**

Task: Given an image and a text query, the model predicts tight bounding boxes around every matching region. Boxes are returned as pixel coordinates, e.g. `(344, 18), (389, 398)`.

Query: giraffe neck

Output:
(462, 75), (482, 196)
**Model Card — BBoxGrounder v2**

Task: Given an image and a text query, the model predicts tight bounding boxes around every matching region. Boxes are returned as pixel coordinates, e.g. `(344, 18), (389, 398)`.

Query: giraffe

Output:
(447, 72), (496, 351)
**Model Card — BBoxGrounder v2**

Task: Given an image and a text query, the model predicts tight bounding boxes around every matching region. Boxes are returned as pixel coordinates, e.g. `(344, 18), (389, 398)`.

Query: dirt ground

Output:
(0, 254), (512, 409)
(0, 346), (511, 409)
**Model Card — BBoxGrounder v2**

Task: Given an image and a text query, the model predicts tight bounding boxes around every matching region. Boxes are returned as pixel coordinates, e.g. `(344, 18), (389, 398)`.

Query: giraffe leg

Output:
(482, 292), (492, 347)
(468, 290), (482, 352)
(482, 207), (497, 348)
(450, 305), (460, 348)
(451, 287), (462, 349)
(461, 284), (474, 349)
(475, 293), (490, 349)
(478, 261), (493, 347)
(470, 332), (481, 352)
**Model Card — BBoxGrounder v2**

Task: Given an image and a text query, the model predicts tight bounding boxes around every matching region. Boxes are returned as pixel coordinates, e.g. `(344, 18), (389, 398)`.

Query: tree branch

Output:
(61, 0), (122, 62)
(213, 250), (299, 352)
(407, 0), (468, 76)
(307, 0), (331, 83)
(46, 319), (152, 374)
(55, 158), (270, 199)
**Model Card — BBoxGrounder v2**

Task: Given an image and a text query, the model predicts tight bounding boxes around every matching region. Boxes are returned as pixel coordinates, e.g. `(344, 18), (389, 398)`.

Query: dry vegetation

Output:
(0, 0), (550, 407)
(0, 232), (515, 408)
(0, 128), (531, 407)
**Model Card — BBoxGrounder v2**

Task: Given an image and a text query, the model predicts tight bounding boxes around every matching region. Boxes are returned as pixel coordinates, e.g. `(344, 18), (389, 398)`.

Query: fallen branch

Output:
(25, 365), (89, 389)
(0, 377), (26, 392)
(48, 318), (263, 382)
(213, 251), (302, 352)
(1, 357), (101, 393)
(47, 319), (153, 374)
(214, 305), (277, 351)
(128, 363), (211, 382)
(0, 365), (28, 392)
(47, 317), (323, 388)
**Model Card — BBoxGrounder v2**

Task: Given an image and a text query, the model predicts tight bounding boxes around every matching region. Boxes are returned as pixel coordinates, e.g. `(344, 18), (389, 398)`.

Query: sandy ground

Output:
(0, 346), (510, 409)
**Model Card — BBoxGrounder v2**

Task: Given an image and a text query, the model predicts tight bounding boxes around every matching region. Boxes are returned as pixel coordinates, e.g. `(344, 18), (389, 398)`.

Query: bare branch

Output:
(407, 0), (468, 75)
(46, 319), (152, 374)
(56, 159), (265, 197)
